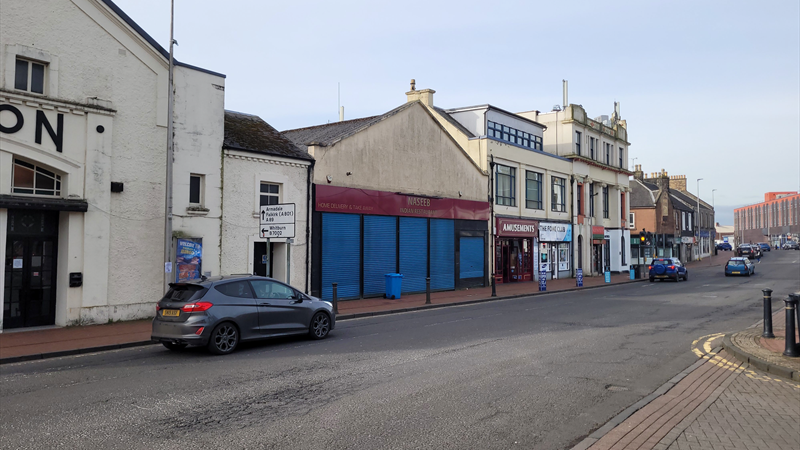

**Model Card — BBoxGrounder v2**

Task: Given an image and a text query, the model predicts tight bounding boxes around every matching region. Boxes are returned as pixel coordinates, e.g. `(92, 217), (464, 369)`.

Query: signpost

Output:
(539, 270), (547, 291)
(260, 203), (296, 239)
(576, 268), (583, 287)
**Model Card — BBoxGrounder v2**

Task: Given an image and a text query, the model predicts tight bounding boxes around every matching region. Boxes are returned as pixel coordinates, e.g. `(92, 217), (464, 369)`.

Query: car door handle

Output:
(259, 302), (271, 306)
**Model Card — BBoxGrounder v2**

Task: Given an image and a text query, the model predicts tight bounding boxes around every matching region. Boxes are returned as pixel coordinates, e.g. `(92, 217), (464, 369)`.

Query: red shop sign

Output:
(495, 217), (538, 237)
(315, 185), (491, 221)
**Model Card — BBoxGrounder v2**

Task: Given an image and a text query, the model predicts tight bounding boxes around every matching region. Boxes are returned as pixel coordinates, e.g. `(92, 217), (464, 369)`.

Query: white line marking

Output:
(425, 317), (473, 327)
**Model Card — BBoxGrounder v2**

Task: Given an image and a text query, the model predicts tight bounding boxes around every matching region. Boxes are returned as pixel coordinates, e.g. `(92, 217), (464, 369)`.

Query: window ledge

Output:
(186, 207), (210, 216)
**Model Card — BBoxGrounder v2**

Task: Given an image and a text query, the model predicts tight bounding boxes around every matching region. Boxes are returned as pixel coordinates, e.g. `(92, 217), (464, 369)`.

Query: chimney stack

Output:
(633, 164), (644, 181)
(406, 79), (435, 106)
(669, 174), (687, 192)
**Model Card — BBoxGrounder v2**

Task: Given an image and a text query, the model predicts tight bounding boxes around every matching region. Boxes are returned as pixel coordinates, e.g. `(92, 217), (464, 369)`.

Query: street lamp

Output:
(712, 188), (717, 249)
(696, 178), (703, 261)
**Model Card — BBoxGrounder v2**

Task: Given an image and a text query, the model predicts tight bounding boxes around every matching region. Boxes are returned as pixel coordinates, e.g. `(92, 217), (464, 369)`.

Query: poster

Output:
(176, 239), (202, 282)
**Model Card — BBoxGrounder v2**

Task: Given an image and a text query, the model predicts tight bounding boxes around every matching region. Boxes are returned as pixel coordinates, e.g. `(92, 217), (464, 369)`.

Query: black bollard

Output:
(793, 293), (800, 347)
(762, 289), (775, 338)
(332, 282), (339, 315)
(783, 294), (799, 357)
(426, 277), (431, 304)
(491, 276), (497, 297)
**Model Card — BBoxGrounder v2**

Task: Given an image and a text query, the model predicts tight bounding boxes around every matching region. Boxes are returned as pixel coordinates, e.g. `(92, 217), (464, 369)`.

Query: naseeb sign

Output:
(260, 203), (295, 239)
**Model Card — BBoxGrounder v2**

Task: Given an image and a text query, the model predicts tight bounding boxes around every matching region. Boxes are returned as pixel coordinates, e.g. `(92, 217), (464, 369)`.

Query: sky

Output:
(114, 0), (800, 226)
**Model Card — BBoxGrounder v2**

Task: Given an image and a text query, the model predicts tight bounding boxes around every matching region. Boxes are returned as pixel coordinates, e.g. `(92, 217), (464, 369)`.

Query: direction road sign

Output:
(260, 204), (296, 238)
(260, 224), (295, 239)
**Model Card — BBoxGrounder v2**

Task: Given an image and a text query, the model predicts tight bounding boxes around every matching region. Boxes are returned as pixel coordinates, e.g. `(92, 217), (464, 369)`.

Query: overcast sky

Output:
(114, 0), (800, 226)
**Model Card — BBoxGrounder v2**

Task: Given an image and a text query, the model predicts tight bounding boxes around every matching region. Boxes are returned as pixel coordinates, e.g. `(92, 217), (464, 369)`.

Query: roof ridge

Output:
(281, 114), (380, 133)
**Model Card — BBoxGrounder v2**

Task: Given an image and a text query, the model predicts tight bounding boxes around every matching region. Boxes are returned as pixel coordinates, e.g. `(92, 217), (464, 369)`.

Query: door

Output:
(250, 279), (309, 335)
(253, 241), (273, 277)
(4, 210), (59, 329)
(550, 245), (558, 279)
(364, 216), (397, 296)
(501, 241), (510, 283)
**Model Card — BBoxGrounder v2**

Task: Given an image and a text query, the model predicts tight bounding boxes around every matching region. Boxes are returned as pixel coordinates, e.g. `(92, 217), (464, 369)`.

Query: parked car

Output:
(783, 242), (800, 250)
(152, 275), (335, 355)
(716, 242), (732, 251)
(757, 242), (771, 252)
(649, 258), (688, 282)
(724, 257), (755, 276)
(737, 244), (757, 259)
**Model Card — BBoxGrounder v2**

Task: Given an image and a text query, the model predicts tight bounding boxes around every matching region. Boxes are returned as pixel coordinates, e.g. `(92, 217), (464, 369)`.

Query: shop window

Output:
(496, 165), (515, 206)
(15, 58), (46, 94)
(525, 171), (542, 209)
(189, 174), (204, 205)
(551, 176), (566, 212)
(11, 159), (61, 196)
(260, 182), (280, 206)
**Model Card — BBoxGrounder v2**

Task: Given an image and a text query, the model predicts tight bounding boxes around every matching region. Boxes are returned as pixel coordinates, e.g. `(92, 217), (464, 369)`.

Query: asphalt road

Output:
(1, 251), (798, 450)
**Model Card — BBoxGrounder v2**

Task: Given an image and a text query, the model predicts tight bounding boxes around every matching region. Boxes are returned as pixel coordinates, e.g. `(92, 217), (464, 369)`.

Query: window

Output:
(621, 192), (626, 221)
(575, 131), (582, 155)
(590, 137), (595, 159)
(619, 147), (624, 168)
(250, 280), (295, 299)
(577, 184), (583, 215)
(260, 182), (280, 206)
(525, 171), (542, 209)
(15, 58), (46, 94)
(629, 212), (636, 229)
(11, 159), (61, 196)
(214, 281), (253, 298)
(602, 186), (609, 218)
(551, 176), (566, 212)
(189, 174), (203, 205)
(496, 165), (515, 206)
(589, 183), (595, 217)
(605, 143), (611, 165)
(487, 121), (541, 150)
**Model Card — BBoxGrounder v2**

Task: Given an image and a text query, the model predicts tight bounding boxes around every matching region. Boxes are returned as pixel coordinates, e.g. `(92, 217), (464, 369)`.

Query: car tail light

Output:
(156, 304), (161, 312)
(181, 301), (213, 312)
(648, 265), (653, 270)
(669, 265), (675, 270)
(195, 327), (205, 335)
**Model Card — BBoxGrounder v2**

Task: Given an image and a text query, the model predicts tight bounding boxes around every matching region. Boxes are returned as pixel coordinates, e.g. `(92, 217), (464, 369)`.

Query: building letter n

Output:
(36, 110), (63, 153)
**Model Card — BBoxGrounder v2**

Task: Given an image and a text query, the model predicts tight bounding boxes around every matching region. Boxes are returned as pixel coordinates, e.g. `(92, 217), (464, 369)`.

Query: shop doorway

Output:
(4, 210), (59, 329)
(497, 238), (532, 283)
(253, 241), (274, 277)
(593, 244), (603, 274)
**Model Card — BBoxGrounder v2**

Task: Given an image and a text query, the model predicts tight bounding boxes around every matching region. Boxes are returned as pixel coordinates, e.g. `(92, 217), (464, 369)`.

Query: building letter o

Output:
(0, 104), (24, 134)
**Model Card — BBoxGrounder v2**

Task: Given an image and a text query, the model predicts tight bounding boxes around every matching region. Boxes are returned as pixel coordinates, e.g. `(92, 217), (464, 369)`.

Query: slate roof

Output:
(669, 191), (695, 211)
(630, 179), (656, 208)
(282, 102), (416, 149)
(223, 110), (314, 162)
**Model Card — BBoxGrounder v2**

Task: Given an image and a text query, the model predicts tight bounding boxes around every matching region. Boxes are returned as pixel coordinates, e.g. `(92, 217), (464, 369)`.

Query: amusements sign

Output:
(176, 239), (202, 282)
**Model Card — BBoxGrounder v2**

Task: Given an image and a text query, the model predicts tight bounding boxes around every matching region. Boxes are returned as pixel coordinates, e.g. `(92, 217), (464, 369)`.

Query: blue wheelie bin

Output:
(384, 273), (403, 299)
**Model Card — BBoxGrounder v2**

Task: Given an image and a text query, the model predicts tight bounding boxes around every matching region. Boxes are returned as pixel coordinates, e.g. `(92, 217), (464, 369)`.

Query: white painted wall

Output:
(221, 151), (311, 291)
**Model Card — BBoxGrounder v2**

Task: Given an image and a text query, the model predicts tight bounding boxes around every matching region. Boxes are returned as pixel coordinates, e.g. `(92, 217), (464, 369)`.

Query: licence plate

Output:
(732, 271), (740, 274)
(656, 275), (667, 278)
(162, 309), (180, 317)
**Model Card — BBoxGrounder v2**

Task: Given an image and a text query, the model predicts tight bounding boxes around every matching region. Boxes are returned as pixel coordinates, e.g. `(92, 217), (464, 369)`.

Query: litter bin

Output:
(629, 268), (636, 280)
(384, 273), (403, 299)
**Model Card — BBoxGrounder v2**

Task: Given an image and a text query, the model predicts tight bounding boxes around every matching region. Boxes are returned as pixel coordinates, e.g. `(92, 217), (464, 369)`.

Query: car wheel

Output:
(309, 312), (331, 340)
(649, 277), (654, 282)
(162, 342), (187, 351)
(684, 272), (688, 281)
(207, 322), (239, 355)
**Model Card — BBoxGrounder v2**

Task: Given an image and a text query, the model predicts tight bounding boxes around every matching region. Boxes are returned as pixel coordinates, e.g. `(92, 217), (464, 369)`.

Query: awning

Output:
(0, 195), (88, 212)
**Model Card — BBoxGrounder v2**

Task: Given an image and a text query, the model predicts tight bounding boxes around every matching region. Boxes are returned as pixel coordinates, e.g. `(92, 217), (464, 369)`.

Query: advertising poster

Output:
(176, 238), (202, 282)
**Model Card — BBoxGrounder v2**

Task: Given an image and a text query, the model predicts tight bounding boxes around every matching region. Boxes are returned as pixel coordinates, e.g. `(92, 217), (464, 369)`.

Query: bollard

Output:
(762, 289), (775, 338)
(782, 294), (799, 357)
(332, 282), (339, 315)
(491, 276), (497, 297)
(793, 293), (800, 349)
(426, 277), (431, 304)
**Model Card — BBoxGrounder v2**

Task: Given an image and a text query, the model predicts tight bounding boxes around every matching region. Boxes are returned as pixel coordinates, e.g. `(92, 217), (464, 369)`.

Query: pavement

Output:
(0, 251), (734, 363)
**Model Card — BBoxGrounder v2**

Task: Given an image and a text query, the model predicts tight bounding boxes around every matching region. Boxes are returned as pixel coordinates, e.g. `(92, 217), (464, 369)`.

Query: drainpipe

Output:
(489, 154), (496, 296)
(305, 161), (314, 294)
(570, 175), (575, 277)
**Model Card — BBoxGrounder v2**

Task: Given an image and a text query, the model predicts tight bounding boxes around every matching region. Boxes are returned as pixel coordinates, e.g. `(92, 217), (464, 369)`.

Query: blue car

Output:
(716, 242), (732, 251)
(757, 243), (771, 252)
(725, 257), (755, 276)
(649, 258), (688, 282)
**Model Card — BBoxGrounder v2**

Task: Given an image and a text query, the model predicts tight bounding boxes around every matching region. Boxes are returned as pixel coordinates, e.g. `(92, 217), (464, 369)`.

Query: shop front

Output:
(494, 217), (538, 284)
(311, 185), (490, 301)
(539, 222), (572, 280)
(591, 226), (606, 275)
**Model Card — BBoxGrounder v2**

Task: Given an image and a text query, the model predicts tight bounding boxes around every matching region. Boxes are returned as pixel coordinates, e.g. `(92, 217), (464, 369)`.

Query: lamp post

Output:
(696, 178), (703, 261)
(163, 0), (176, 292)
(712, 188), (717, 246)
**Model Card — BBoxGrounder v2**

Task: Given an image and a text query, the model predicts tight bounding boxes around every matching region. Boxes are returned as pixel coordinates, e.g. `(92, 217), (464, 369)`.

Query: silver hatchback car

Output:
(152, 275), (335, 355)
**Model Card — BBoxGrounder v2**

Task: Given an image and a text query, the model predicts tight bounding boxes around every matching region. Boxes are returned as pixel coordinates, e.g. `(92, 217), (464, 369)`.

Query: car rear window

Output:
(162, 284), (207, 302)
(653, 259), (670, 264)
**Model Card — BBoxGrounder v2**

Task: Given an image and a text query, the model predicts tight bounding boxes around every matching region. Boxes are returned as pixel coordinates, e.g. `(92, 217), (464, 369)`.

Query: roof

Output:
(223, 111), (314, 162)
(282, 102), (415, 149)
(444, 104), (547, 130)
(629, 179), (656, 208)
(432, 106), (475, 137)
(668, 191), (695, 211)
(100, 0), (225, 78)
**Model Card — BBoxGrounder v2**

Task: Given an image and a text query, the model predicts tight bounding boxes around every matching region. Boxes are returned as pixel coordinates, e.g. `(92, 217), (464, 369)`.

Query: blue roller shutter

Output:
(321, 213), (360, 300)
(363, 215), (397, 296)
(459, 236), (484, 279)
(399, 217), (427, 293)
(430, 219), (454, 290)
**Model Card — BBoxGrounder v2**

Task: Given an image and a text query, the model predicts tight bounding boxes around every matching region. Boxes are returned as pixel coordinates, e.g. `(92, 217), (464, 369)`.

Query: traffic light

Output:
(646, 232), (653, 246)
(639, 230), (646, 243)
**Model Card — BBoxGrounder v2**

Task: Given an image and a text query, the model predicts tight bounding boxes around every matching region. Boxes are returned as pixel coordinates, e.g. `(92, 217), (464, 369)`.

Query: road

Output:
(1, 251), (798, 450)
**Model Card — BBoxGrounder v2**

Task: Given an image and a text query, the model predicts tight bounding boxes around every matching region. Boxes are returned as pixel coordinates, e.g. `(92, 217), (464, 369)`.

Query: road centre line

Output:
(425, 317), (473, 327)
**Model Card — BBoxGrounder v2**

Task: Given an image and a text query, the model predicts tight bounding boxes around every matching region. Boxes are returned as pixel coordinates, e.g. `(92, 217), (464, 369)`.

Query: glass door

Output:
(4, 237), (58, 328)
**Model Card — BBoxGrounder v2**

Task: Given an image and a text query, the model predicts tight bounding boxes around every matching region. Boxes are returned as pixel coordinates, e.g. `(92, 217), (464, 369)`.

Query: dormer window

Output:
(15, 58), (46, 95)
(12, 159), (61, 196)
(487, 121), (542, 151)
